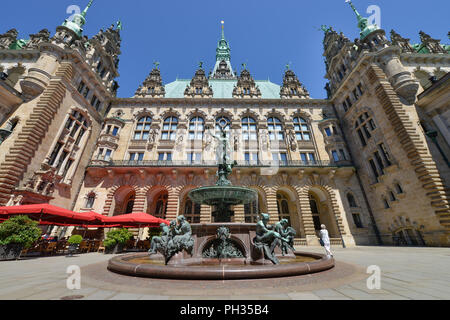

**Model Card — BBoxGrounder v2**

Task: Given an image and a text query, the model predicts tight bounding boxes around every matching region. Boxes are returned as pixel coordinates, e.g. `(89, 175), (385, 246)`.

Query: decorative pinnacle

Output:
(345, 0), (361, 19)
(221, 20), (225, 39)
(153, 61), (160, 69)
(116, 19), (123, 31)
(81, 0), (94, 18)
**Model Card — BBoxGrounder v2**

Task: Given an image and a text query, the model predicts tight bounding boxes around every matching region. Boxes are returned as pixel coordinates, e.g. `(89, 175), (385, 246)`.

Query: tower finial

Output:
(221, 20), (225, 39)
(345, 0), (379, 39)
(81, 0), (94, 18)
(61, 0), (94, 37)
(116, 19), (123, 31)
(345, 0), (361, 20)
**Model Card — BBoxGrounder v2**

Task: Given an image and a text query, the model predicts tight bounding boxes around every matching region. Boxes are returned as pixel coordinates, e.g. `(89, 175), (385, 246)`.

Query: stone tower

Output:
(0, 0), (120, 209)
(323, 1), (450, 246)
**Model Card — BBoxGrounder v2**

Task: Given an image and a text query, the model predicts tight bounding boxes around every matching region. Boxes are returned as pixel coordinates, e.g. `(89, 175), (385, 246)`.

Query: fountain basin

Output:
(107, 251), (334, 280)
(188, 186), (257, 206)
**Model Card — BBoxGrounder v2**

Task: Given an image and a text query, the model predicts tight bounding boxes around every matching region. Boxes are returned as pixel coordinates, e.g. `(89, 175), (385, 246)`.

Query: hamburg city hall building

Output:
(0, 1), (449, 247)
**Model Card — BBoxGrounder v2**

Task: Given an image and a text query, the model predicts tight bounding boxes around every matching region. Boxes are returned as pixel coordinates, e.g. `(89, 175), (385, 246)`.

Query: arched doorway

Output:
(308, 187), (339, 238)
(244, 189), (266, 223)
(147, 188), (169, 220)
(112, 187), (136, 216)
(276, 188), (302, 237)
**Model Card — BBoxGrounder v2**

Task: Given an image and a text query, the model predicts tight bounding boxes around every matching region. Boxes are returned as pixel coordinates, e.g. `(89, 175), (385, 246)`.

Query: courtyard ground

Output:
(0, 246), (449, 300)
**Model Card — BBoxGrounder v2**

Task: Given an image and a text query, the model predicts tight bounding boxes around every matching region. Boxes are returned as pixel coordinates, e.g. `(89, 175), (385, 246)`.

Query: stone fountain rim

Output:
(107, 251), (335, 280)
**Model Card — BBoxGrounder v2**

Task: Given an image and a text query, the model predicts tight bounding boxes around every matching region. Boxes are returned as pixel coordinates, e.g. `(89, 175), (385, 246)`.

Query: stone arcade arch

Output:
(294, 182), (346, 245)
(275, 186), (303, 237)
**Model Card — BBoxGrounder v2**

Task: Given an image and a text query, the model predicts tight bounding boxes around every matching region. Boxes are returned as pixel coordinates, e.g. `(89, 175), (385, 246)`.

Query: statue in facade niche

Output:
(260, 130), (269, 151)
(287, 129), (297, 151)
(148, 129), (158, 144)
(149, 215), (194, 265)
(253, 213), (290, 264)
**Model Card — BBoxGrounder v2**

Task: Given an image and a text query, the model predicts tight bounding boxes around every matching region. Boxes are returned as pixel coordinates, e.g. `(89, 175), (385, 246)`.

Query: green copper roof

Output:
(164, 79), (281, 99)
(9, 39), (29, 50)
(216, 21), (231, 62)
(61, 0), (94, 37)
(346, 0), (379, 39)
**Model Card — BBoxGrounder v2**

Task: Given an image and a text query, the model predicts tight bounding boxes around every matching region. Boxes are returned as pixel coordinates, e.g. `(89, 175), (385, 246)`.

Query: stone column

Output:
(298, 190), (320, 246)
(132, 187), (146, 213)
(266, 189), (279, 225)
(233, 204), (245, 223)
(165, 187), (180, 221)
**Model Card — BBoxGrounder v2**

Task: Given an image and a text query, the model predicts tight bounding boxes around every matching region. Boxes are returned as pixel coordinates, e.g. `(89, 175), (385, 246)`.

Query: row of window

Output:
(368, 143), (392, 181)
(132, 115), (313, 142)
(355, 112), (377, 147)
(77, 80), (103, 112)
(383, 183), (404, 209)
(124, 151), (317, 164)
(47, 110), (89, 179)
(342, 82), (364, 112)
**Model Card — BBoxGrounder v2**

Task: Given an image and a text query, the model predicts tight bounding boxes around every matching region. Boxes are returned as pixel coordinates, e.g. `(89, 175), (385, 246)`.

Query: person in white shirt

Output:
(319, 224), (333, 257)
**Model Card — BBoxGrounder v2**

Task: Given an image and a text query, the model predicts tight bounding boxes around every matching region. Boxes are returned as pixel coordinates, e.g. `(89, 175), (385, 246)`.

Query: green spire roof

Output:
(346, 0), (379, 39)
(210, 21), (236, 79)
(62, 0), (94, 38)
(216, 20), (231, 61)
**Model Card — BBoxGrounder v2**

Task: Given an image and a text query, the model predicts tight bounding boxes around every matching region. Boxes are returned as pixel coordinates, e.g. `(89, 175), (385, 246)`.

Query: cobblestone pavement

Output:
(0, 246), (449, 300)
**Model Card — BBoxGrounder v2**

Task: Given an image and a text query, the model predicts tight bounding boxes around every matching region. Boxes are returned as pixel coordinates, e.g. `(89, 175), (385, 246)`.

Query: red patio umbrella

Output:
(103, 212), (169, 228)
(77, 211), (120, 228)
(0, 204), (99, 226)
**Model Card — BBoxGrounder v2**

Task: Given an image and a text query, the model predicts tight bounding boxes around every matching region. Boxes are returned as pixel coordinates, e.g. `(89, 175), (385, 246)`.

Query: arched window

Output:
(184, 199), (201, 223)
(293, 117), (311, 141)
(85, 193), (95, 209)
(154, 192), (168, 219)
(241, 117), (257, 141)
(134, 116), (152, 140)
(268, 117), (284, 141)
(276, 192), (291, 224)
(161, 116), (178, 140)
(189, 116), (204, 140)
(125, 194), (135, 214)
(347, 193), (358, 208)
(355, 112), (376, 146)
(215, 116), (230, 134)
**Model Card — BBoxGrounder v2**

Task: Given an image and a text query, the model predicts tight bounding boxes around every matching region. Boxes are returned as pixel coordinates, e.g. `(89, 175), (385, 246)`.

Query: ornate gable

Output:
(184, 64), (213, 98)
(390, 30), (415, 53)
(135, 66), (165, 98)
(280, 68), (310, 99)
(232, 68), (261, 98)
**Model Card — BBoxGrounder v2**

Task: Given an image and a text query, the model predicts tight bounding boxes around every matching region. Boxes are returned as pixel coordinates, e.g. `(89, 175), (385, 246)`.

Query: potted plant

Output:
(104, 228), (132, 254)
(0, 215), (41, 261)
(67, 235), (83, 256)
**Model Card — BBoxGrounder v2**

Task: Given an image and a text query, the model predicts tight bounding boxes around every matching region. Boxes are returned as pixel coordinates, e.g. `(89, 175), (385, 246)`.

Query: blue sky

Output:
(2, 0), (449, 99)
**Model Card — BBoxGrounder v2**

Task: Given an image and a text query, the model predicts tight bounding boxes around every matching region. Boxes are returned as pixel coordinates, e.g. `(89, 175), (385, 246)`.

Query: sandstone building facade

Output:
(0, 1), (448, 246)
